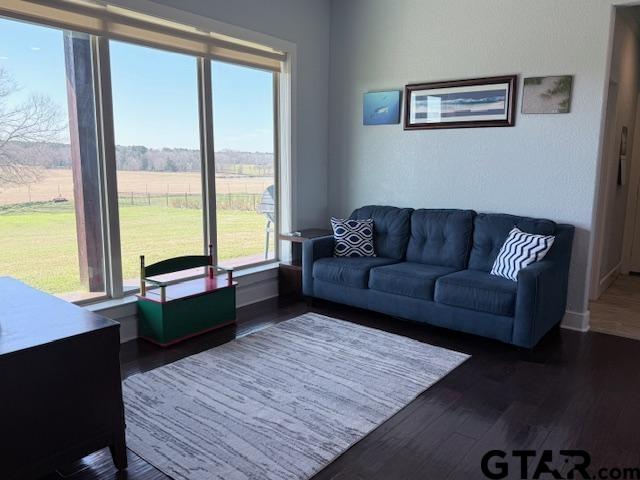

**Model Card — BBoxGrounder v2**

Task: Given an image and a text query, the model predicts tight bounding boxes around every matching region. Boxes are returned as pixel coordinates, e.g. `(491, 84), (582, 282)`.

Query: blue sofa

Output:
(302, 206), (575, 348)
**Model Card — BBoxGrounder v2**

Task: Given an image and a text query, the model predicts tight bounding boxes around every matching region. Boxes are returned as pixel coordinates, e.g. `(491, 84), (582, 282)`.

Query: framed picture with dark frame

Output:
(404, 75), (517, 130)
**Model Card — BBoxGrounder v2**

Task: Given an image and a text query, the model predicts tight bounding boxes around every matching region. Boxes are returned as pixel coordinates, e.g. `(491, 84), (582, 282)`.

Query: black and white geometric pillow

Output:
(331, 217), (376, 257)
(490, 227), (555, 281)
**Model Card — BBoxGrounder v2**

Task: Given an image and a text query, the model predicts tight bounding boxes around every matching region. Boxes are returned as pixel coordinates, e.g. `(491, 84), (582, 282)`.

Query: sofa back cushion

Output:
(469, 213), (556, 271)
(406, 209), (476, 269)
(350, 205), (413, 259)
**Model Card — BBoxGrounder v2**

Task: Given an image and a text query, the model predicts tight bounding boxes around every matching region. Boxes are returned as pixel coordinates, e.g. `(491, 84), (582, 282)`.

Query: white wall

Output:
(149, 0), (332, 229)
(328, 0), (639, 326)
(594, 12), (640, 294)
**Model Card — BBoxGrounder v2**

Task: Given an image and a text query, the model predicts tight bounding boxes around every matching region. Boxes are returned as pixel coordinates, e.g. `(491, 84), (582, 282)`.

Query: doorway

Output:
(590, 6), (640, 341)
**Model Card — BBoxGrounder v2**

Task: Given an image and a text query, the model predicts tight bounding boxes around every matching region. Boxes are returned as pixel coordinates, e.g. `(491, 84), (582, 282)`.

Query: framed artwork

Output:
(404, 75), (517, 130)
(522, 75), (573, 114)
(363, 90), (401, 125)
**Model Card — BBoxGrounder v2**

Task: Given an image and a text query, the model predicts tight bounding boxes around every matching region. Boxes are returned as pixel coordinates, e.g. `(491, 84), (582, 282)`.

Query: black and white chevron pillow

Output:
(331, 217), (376, 257)
(490, 227), (555, 281)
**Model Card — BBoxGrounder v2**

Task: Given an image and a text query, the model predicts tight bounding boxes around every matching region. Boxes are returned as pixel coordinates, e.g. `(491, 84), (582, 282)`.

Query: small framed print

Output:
(404, 75), (517, 130)
(363, 90), (401, 125)
(522, 75), (573, 114)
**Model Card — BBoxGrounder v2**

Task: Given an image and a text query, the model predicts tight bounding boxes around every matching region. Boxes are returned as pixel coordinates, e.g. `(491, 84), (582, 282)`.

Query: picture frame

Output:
(521, 75), (573, 114)
(363, 90), (402, 125)
(404, 75), (517, 130)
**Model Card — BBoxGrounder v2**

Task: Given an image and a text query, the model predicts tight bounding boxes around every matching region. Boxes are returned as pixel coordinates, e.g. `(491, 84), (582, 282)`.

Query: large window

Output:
(212, 61), (276, 268)
(109, 40), (204, 289)
(0, 18), (105, 301)
(0, 5), (285, 302)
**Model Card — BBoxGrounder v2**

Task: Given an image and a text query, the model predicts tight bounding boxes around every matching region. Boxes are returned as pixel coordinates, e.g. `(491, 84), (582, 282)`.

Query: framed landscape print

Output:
(404, 75), (517, 130)
(522, 75), (573, 114)
(363, 90), (401, 125)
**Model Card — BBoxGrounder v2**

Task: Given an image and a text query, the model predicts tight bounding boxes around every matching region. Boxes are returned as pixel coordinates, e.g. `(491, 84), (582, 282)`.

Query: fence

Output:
(116, 192), (263, 211)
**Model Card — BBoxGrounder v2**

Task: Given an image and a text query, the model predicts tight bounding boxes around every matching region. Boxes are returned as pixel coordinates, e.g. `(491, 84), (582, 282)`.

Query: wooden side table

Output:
(278, 228), (332, 300)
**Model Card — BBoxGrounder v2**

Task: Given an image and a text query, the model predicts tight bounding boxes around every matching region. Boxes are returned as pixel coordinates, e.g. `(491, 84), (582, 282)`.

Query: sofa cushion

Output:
(406, 209), (475, 269)
(350, 205), (413, 260)
(313, 256), (399, 289)
(434, 270), (517, 316)
(468, 213), (556, 272)
(369, 262), (457, 301)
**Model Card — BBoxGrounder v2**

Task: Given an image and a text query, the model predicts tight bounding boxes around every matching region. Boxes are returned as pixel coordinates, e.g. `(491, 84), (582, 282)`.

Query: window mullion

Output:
(93, 36), (123, 298)
(273, 72), (281, 262)
(198, 58), (218, 263)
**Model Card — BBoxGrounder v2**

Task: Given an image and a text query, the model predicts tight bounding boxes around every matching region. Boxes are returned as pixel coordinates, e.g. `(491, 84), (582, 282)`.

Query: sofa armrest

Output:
(513, 260), (565, 348)
(302, 235), (334, 296)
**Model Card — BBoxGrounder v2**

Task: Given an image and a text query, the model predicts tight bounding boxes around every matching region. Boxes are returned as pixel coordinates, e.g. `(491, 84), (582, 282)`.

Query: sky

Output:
(0, 17), (274, 152)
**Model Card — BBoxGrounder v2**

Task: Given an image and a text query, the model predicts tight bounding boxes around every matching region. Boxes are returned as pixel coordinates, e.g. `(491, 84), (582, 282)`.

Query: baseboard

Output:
(561, 309), (590, 332)
(594, 262), (621, 299)
(119, 314), (139, 343)
(236, 277), (278, 308)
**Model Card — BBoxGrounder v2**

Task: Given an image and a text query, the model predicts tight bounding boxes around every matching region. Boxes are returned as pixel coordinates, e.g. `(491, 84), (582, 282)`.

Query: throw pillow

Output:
(490, 227), (555, 281)
(331, 217), (376, 257)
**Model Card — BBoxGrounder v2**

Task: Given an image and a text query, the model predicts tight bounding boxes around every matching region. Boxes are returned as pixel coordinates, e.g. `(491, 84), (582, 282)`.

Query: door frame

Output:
(590, 79), (621, 300)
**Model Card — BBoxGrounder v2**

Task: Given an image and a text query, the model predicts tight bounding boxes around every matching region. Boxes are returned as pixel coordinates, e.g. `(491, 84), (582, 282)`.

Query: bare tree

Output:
(0, 68), (65, 188)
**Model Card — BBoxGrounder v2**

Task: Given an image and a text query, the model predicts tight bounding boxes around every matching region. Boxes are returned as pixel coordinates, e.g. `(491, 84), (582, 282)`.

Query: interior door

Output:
(623, 95), (640, 273)
(627, 178), (640, 272)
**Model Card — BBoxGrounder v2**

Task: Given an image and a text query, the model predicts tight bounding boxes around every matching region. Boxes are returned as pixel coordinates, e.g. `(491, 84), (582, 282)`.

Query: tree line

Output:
(0, 67), (273, 188)
(3, 141), (274, 174)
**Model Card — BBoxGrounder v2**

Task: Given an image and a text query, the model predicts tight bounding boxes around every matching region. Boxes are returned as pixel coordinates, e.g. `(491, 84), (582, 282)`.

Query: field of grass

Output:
(0, 169), (272, 205)
(0, 201), (273, 296)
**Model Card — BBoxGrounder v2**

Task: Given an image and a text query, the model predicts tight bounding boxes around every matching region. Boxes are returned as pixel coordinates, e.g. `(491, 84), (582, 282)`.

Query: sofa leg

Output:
(305, 296), (315, 308)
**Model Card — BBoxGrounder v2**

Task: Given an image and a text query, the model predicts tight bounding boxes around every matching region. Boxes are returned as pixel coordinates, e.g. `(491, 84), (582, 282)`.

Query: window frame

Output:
(209, 59), (280, 271)
(0, 10), (289, 303)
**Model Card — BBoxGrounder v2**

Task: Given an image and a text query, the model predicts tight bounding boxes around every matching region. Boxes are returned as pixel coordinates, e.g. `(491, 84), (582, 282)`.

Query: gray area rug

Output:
(123, 313), (469, 480)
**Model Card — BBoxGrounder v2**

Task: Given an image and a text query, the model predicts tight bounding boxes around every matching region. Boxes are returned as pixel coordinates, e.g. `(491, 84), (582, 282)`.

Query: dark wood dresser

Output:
(0, 277), (127, 479)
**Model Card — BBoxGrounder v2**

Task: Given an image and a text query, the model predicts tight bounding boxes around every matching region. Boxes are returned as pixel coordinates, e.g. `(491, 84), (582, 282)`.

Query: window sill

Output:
(232, 261), (279, 278)
(84, 260), (280, 316)
(84, 295), (137, 314)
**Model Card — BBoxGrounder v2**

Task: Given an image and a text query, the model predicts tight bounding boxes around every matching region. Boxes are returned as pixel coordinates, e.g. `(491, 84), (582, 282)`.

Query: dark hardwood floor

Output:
(42, 299), (640, 480)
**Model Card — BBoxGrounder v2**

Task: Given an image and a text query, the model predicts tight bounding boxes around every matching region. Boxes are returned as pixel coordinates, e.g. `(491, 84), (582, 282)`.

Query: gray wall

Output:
(328, 0), (636, 319)
(151, 0), (332, 228)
